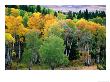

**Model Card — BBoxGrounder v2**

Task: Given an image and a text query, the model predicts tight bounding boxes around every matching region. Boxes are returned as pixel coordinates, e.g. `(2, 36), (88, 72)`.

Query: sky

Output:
(43, 5), (106, 12)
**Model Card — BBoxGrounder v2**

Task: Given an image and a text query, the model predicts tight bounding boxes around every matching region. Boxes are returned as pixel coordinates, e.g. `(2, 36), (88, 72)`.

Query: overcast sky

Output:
(43, 5), (106, 12)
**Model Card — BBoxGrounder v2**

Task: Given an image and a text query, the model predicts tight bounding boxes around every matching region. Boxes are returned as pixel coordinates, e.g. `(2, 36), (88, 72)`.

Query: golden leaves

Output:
(76, 18), (105, 31)
(5, 15), (28, 36)
(11, 8), (20, 17)
(28, 12), (43, 30)
(5, 8), (105, 41)
(5, 33), (15, 44)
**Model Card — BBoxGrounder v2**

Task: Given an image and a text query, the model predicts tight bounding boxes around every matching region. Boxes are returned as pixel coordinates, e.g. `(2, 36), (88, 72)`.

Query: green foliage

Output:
(28, 5), (36, 13)
(89, 17), (106, 26)
(54, 11), (57, 17)
(36, 5), (41, 12)
(23, 14), (29, 27)
(57, 13), (66, 20)
(71, 33), (80, 60)
(19, 5), (28, 11)
(67, 11), (73, 19)
(73, 14), (78, 23)
(48, 9), (54, 15)
(84, 9), (89, 20)
(25, 31), (42, 49)
(91, 27), (106, 68)
(42, 7), (47, 15)
(78, 28), (92, 51)
(5, 8), (11, 16)
(48, 24), (64, 38)
(5, 5), (106, 70)
(66, 20), (76, 30)
(32, 64), (50, 70)
(22, 31), (42, 65)
(19, 9), (26, 17)
(39, 35), (69, 69)
(22, 49), (32, 64)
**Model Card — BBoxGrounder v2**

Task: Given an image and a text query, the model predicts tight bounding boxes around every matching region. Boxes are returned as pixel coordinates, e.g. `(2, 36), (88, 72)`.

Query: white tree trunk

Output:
(7, 47), (10, 62)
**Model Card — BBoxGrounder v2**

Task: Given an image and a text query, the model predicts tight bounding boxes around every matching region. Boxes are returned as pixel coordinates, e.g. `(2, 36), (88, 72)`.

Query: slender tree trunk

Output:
(96, 47), (100, 64)
(29, 61), (32, 70)
(7, 47), (10, 62)
(18, 41), (21, 59)
(13, 32), (16, 50)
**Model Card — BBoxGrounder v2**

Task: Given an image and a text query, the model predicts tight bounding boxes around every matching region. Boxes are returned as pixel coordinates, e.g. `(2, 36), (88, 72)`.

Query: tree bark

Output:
(7, 47), (10, 62)
(18, 41), (21, 59)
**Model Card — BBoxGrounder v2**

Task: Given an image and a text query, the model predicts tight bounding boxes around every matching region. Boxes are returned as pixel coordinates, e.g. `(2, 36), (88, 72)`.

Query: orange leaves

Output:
(28, 12), (44, 30)
(5, 16), (23, 29)
(45, 14), (56, 20)
(43, 14), (57, 37)
(76, 18), (104, 31)
(5, 15), (29, 36)
(76, 18), (88, 29)
(17, 26), (29, 36)
(5, 16), (16, 29)
(87, 21), (102, 31)
(44, 14), (57, 28)
(5, 8), (105, 41)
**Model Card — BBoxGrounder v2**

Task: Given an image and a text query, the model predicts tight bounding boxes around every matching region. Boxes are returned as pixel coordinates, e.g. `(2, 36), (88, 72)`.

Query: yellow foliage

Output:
(45, 14), (56, 20)
(5, 8), (105, 42)
(76, 18), (103, 31)
(43, 14), (57, 37)
(12, 50), (16, 57)
(33, 12), (41, 18)
(5, 33), (15, 44)
(5, 16), (28, 36)
(65, 19), (76, 28)
(28, 13), (57, 37)
(28, 12), (44, 30)
(76, 18), (88, 29)
(11, 8), (19, 17)
(17, 26), (29, 36)
(16, 16), (23, 23)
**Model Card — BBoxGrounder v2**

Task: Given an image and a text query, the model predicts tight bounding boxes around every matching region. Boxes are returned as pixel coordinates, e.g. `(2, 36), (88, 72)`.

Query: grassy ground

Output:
(6, 60), (98, 70)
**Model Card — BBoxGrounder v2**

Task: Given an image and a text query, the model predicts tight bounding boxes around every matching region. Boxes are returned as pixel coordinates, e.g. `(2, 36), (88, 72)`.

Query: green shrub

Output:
(39, 35), (69, 69)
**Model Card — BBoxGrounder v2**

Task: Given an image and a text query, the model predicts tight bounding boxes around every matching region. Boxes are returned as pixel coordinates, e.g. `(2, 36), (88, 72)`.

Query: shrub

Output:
(39, 35), (69, 69)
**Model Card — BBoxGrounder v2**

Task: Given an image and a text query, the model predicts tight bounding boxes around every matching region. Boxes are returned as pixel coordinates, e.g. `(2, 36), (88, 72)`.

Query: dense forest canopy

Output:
(5, 5), (106, 70)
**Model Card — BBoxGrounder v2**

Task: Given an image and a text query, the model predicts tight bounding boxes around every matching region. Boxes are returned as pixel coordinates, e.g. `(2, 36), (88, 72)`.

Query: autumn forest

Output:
(5, 5), (106, 70)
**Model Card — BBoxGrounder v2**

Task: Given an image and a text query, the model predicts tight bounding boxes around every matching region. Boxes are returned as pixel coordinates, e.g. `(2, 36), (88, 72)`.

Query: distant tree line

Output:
(65, 9), (106, 20)
(5, 5), (53, 15)
(5, 5), (106, 20)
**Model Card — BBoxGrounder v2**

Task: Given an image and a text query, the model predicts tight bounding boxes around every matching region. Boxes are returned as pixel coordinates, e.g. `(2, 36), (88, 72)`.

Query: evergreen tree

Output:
(67, 11), (73, 19)
(19, 5), (28, 11)
(54, 11), (57, 17)
(36, 5), (41, 12)
(84, 9), (89, 20)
